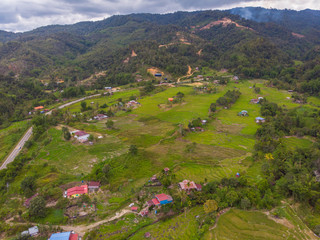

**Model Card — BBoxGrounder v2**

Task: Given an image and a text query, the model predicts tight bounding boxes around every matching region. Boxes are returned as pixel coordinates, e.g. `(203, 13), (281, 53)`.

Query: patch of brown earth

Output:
(200, 18), (254, 31)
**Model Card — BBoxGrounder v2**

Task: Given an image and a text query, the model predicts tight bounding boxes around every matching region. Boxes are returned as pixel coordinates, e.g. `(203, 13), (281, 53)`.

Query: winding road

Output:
(0, 93), (101, 170)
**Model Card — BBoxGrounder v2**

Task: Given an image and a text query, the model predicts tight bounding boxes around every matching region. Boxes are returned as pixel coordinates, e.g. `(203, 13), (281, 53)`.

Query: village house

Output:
(154, 73), (162, 77)
(150, 174), (158, 182)
(140, 209), (149, 217)
(126, 100), (140, 108)
(93, 114), (108, 120)
(49, 231), (78, 240)
(24, 193), (39, 207)
(164, 167), (170, 174)
(88, 181), (100, 193)
(65, 185), (88, 198)
(179, 180), (202, 192)
(34, 106), (44, 111)
(238, 110), (248, 116)
(72, 130), (90, 143)
(151, 193), (173, 206)
(250, 99), (260, 104)
(21, 226), (39, 237)
(255, 117), (265, 123)
(131, 206), (138, 212)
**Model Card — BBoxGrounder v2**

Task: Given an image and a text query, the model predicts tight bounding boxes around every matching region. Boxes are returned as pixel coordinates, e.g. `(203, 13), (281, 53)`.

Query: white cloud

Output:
(0, 0), (318, 32)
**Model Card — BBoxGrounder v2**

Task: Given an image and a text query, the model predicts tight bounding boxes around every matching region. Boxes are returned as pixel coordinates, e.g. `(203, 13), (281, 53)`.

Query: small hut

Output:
(238, 110), (248, 116)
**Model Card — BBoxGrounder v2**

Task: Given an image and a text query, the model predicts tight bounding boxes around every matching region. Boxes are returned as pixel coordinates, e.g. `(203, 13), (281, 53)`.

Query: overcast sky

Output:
(0, 0), (318, 32)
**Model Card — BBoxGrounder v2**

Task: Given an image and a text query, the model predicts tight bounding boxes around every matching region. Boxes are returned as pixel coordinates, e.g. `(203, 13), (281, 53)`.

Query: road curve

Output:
(0, 93), (102, 170)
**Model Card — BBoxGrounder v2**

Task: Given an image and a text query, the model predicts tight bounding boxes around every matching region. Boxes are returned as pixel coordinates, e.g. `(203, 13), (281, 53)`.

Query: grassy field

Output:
(31, 128), (127, 174)
(206, 207), (316, 240)
(4, 79), (320, 239)
(0, 120), (30, 164)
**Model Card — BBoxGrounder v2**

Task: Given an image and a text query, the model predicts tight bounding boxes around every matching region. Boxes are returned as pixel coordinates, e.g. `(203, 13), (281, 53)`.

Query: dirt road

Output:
(60, 209), (132, 236)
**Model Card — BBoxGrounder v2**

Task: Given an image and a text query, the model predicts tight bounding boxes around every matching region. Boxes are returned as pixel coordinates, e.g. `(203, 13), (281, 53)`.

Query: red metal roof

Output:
(131, 206), (138, 211)
(69, 233), (78, 240)
(67, 185), (88, 196)
(196, 184), (202, 190)
(34, 106), (44, 110)
(155, 193), (169, 202)
(152, 198), (160, 205)
(74, 131), (88, 137)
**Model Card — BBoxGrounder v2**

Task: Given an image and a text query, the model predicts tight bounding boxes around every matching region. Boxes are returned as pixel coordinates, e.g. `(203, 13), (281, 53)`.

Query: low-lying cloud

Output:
(0, 0), (317, 32)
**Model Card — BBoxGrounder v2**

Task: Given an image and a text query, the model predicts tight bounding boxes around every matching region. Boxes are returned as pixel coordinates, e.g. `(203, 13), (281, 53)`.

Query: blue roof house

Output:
(49, 232), (71, 240)
(255, 117), (265, 123)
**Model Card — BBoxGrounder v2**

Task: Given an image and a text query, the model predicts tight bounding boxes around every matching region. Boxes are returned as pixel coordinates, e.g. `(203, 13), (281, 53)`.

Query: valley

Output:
(1, 6), (320, 240)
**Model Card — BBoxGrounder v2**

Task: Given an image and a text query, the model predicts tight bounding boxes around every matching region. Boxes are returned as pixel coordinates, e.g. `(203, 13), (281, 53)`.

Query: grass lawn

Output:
(0, 121), (30, 164)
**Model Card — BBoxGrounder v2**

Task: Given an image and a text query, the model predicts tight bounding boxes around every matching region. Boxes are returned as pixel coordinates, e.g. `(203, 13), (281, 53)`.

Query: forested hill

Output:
(0, 8), (320, 94)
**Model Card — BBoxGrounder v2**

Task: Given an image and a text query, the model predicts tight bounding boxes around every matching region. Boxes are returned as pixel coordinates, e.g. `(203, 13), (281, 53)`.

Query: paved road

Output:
(0, 127), (33, 170)
(0, 93), (102, 170)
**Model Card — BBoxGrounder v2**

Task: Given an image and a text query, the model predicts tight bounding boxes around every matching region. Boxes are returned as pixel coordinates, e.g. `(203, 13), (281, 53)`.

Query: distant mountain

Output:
(0, 8), (319, 88)
(230, 7), (320, 43)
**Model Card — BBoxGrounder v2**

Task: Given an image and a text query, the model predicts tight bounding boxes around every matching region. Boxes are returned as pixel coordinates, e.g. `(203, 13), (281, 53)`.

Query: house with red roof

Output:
(131, 206), (138, 212)
(72, 130), (90, 142)
(34, 106), (44, 110)
(151, 193), (173, 205)
(24, 193), (39, 207)
(164, 167), (170, 174)
(66, 185), (88, 198)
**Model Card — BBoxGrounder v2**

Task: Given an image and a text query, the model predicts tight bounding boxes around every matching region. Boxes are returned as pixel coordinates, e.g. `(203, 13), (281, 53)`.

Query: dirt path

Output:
(209, 208), (231, 230)
(177, 65), (193, 83)
(60, 209), (132, 236)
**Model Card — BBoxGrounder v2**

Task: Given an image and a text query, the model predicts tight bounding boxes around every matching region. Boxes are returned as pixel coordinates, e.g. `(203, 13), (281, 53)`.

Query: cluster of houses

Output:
(64, 181), (100, 198)
(126, 100), (140, 108)
(70, 130), (90, 143)
(29, 106), (49, 115)
(21, 227), (80, 240)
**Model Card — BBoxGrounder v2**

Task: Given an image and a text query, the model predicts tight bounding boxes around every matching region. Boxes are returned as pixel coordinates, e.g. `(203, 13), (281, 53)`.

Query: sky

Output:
(0, 0), (318, 32)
